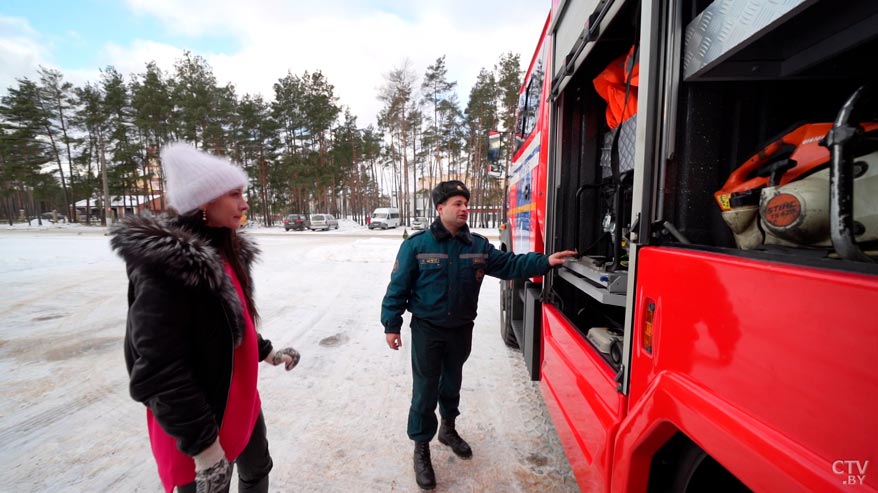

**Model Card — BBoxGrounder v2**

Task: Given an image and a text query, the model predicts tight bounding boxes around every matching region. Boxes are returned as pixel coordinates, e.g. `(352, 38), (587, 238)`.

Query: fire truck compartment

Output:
(546, 0), (878, 376)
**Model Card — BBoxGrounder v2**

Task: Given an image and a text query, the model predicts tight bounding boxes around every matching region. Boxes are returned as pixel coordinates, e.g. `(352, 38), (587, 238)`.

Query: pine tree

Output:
(302, 71), (341, 213)
(465, 68), (499, 227)
(495, 52), (522, 172)
(235, 94), (277, 225)
(101, 66), (139, 222)
(131, 61), (174, 146)
(172, 51), (218, 148)
(37, 67), (80, 221)
(0, 79), (55, 224)
(271, 71), (306, 158)
(130, 61), (174, 211)
(331, 109), (359, 220)
(378, 61), (417, 222)
(204, 83), (238, 153)
(360, 125), (384, 217)
(272, 71), (310, 214)
(438, 95), (464, 187)
(2, 47), (526, 228)
(495, 52), (522, 134)
(421, 56), (457, 188)
(71, 82), (108, 224)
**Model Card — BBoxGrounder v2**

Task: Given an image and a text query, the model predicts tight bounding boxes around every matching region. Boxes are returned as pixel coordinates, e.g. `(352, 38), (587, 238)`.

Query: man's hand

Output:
(194, 439), (231, 493)
(548, 250), (578, 267)
(265, 347), (301, 371)
(386, 333), (402, 350)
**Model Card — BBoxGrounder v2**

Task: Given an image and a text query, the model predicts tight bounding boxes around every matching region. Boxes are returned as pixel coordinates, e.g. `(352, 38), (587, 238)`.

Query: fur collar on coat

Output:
(110, 214), (260, 346)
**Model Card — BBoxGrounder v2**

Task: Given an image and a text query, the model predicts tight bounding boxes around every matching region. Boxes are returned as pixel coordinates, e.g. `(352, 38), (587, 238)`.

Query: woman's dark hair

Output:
(178, 210), (260, 326)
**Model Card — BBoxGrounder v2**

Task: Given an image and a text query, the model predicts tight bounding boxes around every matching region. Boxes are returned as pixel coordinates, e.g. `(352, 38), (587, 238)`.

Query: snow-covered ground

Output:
(0, 224), (577, 492)
(0, 217), (495, 238)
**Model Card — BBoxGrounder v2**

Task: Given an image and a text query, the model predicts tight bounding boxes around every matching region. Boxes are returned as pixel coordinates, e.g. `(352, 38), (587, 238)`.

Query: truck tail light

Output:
(642, 298), (655, 355)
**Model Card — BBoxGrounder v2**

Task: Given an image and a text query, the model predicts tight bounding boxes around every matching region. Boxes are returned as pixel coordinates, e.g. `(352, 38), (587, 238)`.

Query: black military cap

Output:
(431, 180), (470, 208)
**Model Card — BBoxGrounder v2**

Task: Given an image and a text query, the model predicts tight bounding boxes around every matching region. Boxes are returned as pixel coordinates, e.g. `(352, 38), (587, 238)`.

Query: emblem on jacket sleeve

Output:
(475, 269), (485, 282)
(393, 260), (399, 273)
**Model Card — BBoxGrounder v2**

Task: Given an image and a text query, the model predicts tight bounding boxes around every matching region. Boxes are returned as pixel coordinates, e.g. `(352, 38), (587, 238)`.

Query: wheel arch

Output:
(612, 372), (838, 493)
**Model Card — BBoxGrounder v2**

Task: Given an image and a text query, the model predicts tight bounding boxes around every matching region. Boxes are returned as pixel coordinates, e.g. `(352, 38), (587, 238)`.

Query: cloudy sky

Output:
(1, 0), (550, 127)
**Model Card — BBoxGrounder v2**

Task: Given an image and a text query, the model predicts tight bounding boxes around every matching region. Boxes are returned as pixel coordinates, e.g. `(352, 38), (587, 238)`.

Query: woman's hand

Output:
(194, 439), (231, 493)
(265, 347), (301, 371)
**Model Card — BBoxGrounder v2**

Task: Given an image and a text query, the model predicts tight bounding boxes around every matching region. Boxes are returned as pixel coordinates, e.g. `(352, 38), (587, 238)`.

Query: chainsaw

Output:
(715, 119), (878, 252)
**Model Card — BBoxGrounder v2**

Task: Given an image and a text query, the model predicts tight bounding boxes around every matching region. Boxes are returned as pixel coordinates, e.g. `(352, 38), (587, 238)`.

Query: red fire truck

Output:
(498, 1), (878, 491)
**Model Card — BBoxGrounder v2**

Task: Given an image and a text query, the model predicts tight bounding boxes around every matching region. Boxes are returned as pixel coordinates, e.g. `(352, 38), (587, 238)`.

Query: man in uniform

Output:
(381, 180), (577, 490)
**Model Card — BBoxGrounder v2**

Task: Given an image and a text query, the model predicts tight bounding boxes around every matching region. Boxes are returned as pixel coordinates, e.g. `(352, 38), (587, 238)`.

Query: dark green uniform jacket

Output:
(381, 219), (551, 333)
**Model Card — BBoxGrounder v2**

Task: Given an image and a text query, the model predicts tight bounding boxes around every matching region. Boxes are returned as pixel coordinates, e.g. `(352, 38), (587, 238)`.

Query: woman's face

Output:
(204, 188), (248, 230)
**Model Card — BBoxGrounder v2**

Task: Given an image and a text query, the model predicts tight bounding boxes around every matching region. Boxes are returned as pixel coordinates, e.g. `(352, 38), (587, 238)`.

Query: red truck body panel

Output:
(541, 247), (878, 492)
(503, 3), (878, 491)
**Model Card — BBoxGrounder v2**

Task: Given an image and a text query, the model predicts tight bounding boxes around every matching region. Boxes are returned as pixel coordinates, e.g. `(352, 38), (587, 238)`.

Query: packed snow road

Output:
(0, 226), (577, 492)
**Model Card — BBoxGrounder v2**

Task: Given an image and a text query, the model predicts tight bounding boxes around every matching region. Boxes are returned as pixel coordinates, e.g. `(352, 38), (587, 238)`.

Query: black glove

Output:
(194, 439), (231, 493)
(265, 347), (301, 371)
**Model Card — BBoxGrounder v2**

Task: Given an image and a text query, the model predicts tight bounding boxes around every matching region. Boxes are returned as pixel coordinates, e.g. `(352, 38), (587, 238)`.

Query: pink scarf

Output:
(147, 262), (261, 491)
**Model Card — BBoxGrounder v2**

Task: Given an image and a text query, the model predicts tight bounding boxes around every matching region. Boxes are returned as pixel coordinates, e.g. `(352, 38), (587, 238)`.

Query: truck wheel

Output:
(500, 283), (519, 348)
(664, 439), (750, 493)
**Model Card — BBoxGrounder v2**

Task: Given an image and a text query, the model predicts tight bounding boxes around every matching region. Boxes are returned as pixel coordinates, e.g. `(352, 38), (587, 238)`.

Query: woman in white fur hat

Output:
(110, 143), (299, 493)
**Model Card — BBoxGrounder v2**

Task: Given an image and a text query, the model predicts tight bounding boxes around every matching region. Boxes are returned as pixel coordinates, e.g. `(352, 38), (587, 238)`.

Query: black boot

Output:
(413, 441), (436, 490)
(438, 417), (473, 459)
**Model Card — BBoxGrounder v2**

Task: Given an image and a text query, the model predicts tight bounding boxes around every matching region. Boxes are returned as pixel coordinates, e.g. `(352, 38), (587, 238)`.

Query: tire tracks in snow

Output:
(0, 383), (116, 448)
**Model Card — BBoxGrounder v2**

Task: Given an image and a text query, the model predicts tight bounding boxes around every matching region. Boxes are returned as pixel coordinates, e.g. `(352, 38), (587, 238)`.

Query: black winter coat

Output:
(110, 215), (272, 456)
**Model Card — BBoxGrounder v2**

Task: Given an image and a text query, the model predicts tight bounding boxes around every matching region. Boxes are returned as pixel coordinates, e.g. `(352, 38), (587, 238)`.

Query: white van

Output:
(368, 207), (400, 229)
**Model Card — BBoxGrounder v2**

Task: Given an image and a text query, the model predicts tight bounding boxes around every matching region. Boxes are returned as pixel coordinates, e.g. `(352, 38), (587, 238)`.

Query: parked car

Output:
(283, 214), (307, 231)
(306, 213), (338, 231)
(368, 207), (401, 229)
(40, 212), (67, 223)
(411, 216), (428, 230)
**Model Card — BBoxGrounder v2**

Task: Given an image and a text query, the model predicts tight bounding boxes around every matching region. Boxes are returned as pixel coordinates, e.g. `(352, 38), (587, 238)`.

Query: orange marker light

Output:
(642, 299), (655, 355)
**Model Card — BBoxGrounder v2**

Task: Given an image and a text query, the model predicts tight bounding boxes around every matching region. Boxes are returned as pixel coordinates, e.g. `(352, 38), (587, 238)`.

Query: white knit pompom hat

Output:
(161, 142), (249, 214)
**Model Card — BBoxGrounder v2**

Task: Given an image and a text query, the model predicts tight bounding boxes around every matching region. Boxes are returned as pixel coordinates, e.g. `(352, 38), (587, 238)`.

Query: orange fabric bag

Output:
(593, 45), (639, 129)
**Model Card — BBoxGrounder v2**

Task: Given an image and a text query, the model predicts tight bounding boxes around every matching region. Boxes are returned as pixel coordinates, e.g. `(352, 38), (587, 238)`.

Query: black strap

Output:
(608, 43), (639, 272)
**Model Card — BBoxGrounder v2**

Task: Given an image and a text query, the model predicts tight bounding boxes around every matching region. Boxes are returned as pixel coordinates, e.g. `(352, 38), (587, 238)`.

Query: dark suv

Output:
(283, 214), (307, 231)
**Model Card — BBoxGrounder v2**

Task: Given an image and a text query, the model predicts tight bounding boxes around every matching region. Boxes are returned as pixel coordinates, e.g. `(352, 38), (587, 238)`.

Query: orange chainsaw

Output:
(715, 121), (878, 250)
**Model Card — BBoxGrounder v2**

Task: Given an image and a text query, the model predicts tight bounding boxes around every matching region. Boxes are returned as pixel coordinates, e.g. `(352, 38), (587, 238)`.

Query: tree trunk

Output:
(99, 127), (110, 226)
(5, 195), (14, 226)
(401, 123), (410, 223)
(84, 130), (95, 224)
(258, 152), (269, 226)
(411, 119), (418, 219)
(43, 124), (72, 221)
(57, 94), (77, 222)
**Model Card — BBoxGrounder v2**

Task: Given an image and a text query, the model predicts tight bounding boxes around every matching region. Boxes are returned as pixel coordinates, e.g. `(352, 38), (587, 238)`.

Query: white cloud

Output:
(120, 0), (548, 126)
(0, 16), (52, 91)
(100, 40), (183, 76)
(4, 2), (548, 127)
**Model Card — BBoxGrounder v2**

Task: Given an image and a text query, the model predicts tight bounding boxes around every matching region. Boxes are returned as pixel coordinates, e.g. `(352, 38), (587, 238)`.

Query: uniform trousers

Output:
(407, 317), (474, 442)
